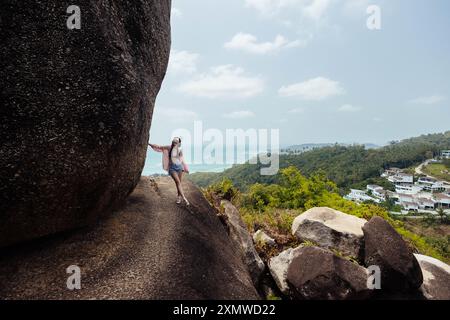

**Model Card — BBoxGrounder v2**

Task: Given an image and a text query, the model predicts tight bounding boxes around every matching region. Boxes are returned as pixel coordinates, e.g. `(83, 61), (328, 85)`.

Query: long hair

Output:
(169, 137), (181, 163)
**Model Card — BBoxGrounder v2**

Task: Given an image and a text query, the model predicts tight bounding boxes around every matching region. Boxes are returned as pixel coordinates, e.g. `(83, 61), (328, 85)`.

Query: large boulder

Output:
(0, 177), (260, 299)
(0, 1), (171, 247)
(268, 246), (304, 296)
(286, 246), (372, 300)
(221, 200), (265, 285)
(414, 254), (450, 300)
(362, 217), (423, 292)
(291, 207), (367, 259)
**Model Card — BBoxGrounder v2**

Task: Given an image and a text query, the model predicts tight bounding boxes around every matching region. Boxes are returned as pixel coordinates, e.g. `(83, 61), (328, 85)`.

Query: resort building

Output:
(344, 189), (380, 203)
(441, 150), (450, 159)
(388, 173), (414, 185)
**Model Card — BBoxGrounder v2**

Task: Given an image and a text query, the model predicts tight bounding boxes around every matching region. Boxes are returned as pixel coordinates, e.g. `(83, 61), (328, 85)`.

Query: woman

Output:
(149, 137), (190, 205)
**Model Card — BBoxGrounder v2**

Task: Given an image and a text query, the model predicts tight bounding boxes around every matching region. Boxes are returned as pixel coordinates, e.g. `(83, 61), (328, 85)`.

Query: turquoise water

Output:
(142, 145), (263, 175)
(142, 150), (234, 175)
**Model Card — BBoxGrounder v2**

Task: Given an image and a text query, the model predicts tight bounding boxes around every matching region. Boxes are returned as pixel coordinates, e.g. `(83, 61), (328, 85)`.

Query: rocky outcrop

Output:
(0, 177), (259, 299)
(221, 200), (265, 286)
(0, 1), (172, 247)
(291, 207), (367, 259)
(414, 254), (450, 300)
(268, 246), (304, 296)
(363, 217), (423, 292)
(253, 230), (276, 247)
(286, 246), (372, 300)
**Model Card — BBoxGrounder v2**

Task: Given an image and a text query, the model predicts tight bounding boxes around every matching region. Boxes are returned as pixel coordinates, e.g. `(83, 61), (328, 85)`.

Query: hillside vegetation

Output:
(423, 161), (450, 182)
(189, 131), (450, 194)
(203, 167), (449, 263)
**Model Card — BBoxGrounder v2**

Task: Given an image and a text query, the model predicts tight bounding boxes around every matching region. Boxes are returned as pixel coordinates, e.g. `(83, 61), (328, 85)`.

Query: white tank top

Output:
(171, 147), (182, 165)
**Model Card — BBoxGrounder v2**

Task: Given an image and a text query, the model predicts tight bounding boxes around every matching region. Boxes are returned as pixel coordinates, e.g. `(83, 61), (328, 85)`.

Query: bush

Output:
(203, 178), (240, 207)
(236, 166), (447, 262)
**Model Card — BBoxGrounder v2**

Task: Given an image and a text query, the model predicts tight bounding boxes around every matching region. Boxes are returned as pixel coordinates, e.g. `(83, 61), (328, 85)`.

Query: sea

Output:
(142, 146), (257, 176)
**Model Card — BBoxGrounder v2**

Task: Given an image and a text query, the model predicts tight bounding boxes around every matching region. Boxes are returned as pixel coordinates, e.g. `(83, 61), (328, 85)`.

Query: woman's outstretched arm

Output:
(149, 143), (169, 153)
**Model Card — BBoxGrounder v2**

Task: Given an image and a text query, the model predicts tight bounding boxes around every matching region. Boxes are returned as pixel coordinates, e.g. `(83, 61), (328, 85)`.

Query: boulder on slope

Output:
(292, 207), (367, 259)
(362, 217), (423, 292)
(414, 254), (450, 300)
(286, 246), (372, 300)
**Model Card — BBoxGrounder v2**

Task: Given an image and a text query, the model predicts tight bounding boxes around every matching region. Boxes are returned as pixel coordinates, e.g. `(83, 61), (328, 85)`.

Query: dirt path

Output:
(0, 177), (258, 300)
(415, 160), (430, 177)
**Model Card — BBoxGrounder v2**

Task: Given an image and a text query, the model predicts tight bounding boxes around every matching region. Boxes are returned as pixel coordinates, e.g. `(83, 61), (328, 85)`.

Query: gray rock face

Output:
(268, 246), (304, 296)
(286, 246), (372, 300)
(0, 1), (171, 247)
(414, 254), (450, 300)
(291, 207), (367, 259)
(362, 217), (423, 292)
(0, 177), (260, 300)
(221, 200), (265, 285)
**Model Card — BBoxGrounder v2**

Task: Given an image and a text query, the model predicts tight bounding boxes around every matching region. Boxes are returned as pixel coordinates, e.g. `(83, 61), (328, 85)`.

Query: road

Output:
(415, 160), (431, 177)
(0, 177), (258, 300)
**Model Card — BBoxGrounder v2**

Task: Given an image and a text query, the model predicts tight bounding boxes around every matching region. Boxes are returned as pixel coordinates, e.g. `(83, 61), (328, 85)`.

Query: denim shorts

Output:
(169, 163), (183, 175)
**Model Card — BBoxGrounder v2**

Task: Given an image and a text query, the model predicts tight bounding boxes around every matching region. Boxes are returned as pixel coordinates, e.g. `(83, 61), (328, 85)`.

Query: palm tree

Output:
(437, 207), (447, 223)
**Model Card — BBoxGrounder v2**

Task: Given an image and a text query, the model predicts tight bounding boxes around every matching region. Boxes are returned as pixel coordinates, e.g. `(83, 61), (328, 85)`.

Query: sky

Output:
(149, 0), (450, 148)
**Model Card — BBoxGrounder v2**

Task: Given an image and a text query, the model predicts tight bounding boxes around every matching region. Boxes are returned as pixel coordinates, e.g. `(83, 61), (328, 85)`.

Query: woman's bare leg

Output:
(178, 171), (189, 205)
(170, 171), (184, 198)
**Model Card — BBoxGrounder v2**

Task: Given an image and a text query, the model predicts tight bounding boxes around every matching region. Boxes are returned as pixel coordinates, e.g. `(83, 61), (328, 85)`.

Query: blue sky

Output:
(150, 0), (450, 147)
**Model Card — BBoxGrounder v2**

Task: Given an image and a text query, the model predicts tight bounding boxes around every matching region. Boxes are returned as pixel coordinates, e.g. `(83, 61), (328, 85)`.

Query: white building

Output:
(403, 201), (419, 211)
(417, 177), (447, 192)
(416, 197), (435, 210)
(441, 150), (450, 159)
(395, 184), (423, 195)
(434, 193), (450, 209)
(381, 168), (402, 178)
(388, 173), (414, 185)
(345, 189), (380, 203)
(367, 185), (387, 201)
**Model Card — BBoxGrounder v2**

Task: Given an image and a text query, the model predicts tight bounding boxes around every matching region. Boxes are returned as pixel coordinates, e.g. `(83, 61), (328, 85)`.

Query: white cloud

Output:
(303, 0), (332, 20)
(245, 0), (370, 21)
(224, 33), (305, 54)
(223, 110), (256, 119)
(244, 0), (303, 15)
(178, 65), (264, 99)
(172, 7), (182, 18)
(158, 108), (198, 124)
(338, 104), (361, 112)
(288, 107), (305, 114)
(244, 0), (331, 20)
(409, 95), (446, 105)
(279, 77), (345, 100)
(168, 50), (199, 74)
